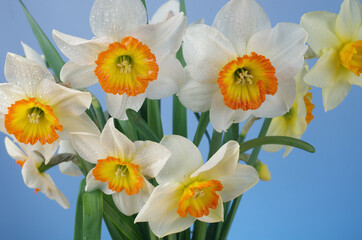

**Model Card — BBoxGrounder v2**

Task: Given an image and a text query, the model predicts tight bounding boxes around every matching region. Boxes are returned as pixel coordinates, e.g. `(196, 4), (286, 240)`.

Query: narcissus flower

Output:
(0, 53), (98, 163)
(70, 118), (171, 216)
(135, 135), (259, 237)
(301, 0), (362, 111)
(150, 0), (180, 24)
(5, 137), (69, 208)
(53, 0), (186, 120)
(178, 0), (307, 132)
(263, 63), (314, 157)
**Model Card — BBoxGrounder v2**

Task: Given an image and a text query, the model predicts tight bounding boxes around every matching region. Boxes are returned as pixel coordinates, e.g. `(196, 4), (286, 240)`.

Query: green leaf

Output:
(115, 119), (138, 142)
(74, 179), (86, 240)
(126, 109), (160, 142)
(240, 136), (316, 156)
(91, 93), (107, 130)
(222, 123), (239, 144)
(173, 95), (187, 137)
(147, 99), (164, 140)
(83, 190), (103, 240)
(192, 111), (210, 147)
(179, 0), (186, 14)
(19, 0), (64, 79)
(207, 130), (223, 160)
(103, 215), (126, 240)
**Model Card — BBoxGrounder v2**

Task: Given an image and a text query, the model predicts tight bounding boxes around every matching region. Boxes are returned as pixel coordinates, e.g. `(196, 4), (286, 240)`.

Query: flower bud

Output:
(254, 161), (271, 181)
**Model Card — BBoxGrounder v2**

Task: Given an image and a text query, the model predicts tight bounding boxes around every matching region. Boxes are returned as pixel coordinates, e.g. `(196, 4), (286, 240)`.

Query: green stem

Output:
(91, 93), (107, 129)
(207, 130), (223, 160)
(238, 116), (259, 143)
(192, 221), (208, 240)
(219, 196), (243, 240)
(192, 111), (210, 147)
(147, 99), (163, 140)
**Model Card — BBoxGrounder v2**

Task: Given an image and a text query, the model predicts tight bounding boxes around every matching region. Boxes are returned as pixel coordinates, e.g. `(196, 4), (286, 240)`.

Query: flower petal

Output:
(100, 118), (136, 159)
(304, 49), (342, 88)
(21, 42), (47, 68)
(105, 93), (146, 120)
(58, 113), (101, 140)
(150, 0), (180, 24)
(4, 137), (27, 161)
(70, 132), (106, 164)
(37, 80), (92, 116)
(322, 70), (352, 111)
(85, 168), (115, 195)
(178, 71), (219, 112)
(58, 139), (76, 154)
(191, 141), (239, 180)
(4, 53), (54, 96)
(212, 0), (271, 55)
(157, 135), (203, 185)
(131, 12), (186, 60)
(300, 11), (342, 56)
(146, 56), (184, 99)
(90, 0), (147, 38)
(0, 83), (25, 115)
(53, 30), (107, 65)
(335, 0), (362, 42)
(210, 91), (251, 132)
(182, 24), (237, 84)
(133, 141), (171, 179)
(112, 177), (154, 216)
(197, 197), (223, 223)
(135, 183), (195, 238)
(59, 162), (82, 177)
(60, 61), (98, 89)
(218, 164), (259, 202)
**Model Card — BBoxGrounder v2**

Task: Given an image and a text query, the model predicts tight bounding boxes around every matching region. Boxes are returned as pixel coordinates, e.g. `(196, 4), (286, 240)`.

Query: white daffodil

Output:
(301, 0), (362, 111)
(53, 0), (186, 120)
(135, 135), (259, 238)
(0, 53), (99, 163)
(70, 118), (171, 216)
(178, 0), (307, 132)
(4, 137), (69, 209)
(263, 63), (314, 157)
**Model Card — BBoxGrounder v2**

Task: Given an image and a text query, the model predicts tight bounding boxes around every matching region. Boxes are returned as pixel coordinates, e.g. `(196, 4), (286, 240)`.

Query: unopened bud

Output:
(254, 161), (271, 181)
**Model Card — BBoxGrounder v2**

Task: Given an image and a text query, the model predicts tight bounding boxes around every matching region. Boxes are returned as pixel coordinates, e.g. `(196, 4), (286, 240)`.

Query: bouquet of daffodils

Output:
(1, 0), (361, 239)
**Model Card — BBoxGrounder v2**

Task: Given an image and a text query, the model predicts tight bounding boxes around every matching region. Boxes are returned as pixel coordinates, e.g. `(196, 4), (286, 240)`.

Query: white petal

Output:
(133, 141), (171, 178)
(252, 78), (296, 118)
(146, 56), (184, 99)
(0, 116), (4, 133)
(210, 91), (251, 132)
(60, 61), (98, 89)
(197, 197), (223, 223)
(30, 140), (59, 165)
(85, 168), (115, 195)
(157, 135), (203, 185)
(212, 0), (271, 55)
(58, 140), (76, 154)
(22, 159), (70, 208)
(300, 11), (342, 56)
(112, 177), (154, 216)
(106, 93), (146, 120)
(4, 137), (27, 161)
(335, 0), (362, 42)
(58, 113), (101, 140)
(322, 70), (352, 111)
(182, 24), (237, 84)
(135, 183), (195, 238)
(218, 164), (259, 202)
(70, 132), (106, 164)
(131, 12), (186, 60)
(21, 42), (47, 68)
(247, 23), (308, 85)
(191, 141), (239, 180)
(52, 30), (106, 65)
(150, 0), (180, 24)
(351, 74), (362, 87)
(37, 80), (91, 116)
(100, 118), (136, 159)
(0, 83), (25, 115)
(304, 49), (341, 88)
(90, 0), (147, 38)
(4, 53), (54, 96)
(178, 71), (219, 112)
(59, 162), (83, 176)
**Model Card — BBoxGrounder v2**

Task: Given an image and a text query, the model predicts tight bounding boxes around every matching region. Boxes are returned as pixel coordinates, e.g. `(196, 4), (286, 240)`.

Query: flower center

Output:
(94, 36), (159, 96)
(4, 98), (63, 145)
(217, 52), (278, 111)
(92, 156), (143, 195)
(177, 180), (223, 218)
(339, 40), (362, 76)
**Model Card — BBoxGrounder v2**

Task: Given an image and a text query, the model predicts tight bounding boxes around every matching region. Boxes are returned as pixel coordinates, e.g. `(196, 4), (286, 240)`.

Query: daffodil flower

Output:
(263, 63), (314, 157)
(4, 137), (69, 209)
(178, 0), (307, 132)
(150, 0), (180, 24)
(53, 0), (187, 120)
(0, 53), (99, 163)
(70, 118), (171, 216)
(301, 0), (362, 111)
(135, 135), (259, 237)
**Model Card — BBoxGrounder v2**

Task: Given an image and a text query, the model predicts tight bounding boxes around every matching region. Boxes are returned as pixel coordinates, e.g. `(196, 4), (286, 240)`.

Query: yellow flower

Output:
(301, 0), (362, 111)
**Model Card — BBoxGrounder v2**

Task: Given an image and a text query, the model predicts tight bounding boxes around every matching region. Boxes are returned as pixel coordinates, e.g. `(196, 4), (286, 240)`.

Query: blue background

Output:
(1, 0), (361, 239)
